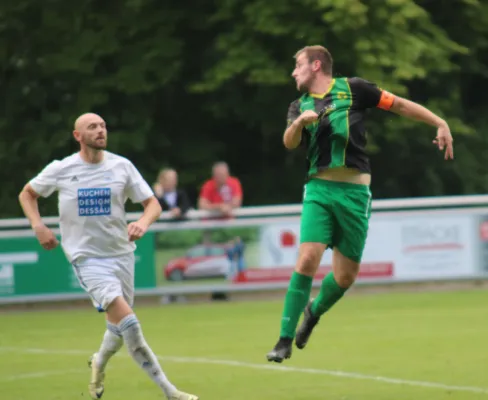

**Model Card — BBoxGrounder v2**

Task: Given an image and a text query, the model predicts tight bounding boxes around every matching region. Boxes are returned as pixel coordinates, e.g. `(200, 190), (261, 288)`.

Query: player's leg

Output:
(107, 253), (198, 400)
(75, 256), (197, 400)
(296, 182), (371, 349)
(72, 261), (122, 399)
(91, 258), (131, 376)
(88, 314), (124, 379)
(107, 298), (201, 400)
(266, 180), (332, 363)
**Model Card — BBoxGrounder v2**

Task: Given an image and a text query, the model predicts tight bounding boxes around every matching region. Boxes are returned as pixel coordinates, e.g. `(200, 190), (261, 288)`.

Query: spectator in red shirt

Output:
(198, 162), (243, 217)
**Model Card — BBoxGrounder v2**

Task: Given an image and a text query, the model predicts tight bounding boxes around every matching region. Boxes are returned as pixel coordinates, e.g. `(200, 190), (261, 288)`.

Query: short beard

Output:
(86, 141), (106, 150)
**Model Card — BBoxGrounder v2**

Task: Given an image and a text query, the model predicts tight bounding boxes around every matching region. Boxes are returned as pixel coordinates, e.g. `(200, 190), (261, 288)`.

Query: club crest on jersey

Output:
(77, 188), (111, 216)
(318, 103), (336, 120)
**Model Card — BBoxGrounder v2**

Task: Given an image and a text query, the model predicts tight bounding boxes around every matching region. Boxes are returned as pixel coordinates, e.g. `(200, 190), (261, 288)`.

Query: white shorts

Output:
(72, 253), (135, 312)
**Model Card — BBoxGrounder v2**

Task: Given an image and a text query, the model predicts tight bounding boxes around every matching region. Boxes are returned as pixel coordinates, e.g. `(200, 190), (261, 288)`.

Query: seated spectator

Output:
(153, 168), (191, 219)
(198, 162), (242, 217)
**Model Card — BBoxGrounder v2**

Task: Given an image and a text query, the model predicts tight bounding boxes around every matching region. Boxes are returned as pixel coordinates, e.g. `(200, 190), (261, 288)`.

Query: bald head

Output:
(74, 113), (104, 130)
(73, 113), (107, 150)
(212, 162), (230, 186)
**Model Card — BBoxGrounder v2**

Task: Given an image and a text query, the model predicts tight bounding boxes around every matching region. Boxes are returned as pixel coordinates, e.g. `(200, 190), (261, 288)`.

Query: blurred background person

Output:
(198, 161), (243, 218)
(153, 168), (191, 220)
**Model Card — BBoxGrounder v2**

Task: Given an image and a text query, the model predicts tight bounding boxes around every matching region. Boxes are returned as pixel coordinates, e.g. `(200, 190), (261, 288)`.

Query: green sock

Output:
(311, 272), (348, 317)
(280, 271), (313, 339)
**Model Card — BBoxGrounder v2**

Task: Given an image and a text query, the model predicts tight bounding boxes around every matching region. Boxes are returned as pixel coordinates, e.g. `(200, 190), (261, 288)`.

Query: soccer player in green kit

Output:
(266, 45), (454, 363)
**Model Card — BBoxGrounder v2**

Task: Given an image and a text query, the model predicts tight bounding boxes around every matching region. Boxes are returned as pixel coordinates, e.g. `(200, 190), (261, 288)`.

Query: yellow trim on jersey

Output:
(309, 79), (336, 99)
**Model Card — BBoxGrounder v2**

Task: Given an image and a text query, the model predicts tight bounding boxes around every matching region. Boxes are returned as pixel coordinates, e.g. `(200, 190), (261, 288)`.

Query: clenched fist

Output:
(34, 224), (59, 250)
(127, 221), (148, 241)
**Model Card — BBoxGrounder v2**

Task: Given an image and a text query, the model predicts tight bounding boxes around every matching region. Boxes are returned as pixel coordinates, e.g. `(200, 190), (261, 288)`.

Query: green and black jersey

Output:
(287, 77), (394, 176)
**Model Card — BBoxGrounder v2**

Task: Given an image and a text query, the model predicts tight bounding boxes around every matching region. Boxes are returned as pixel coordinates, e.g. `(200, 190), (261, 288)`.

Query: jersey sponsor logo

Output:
(78, 188), (111, 216)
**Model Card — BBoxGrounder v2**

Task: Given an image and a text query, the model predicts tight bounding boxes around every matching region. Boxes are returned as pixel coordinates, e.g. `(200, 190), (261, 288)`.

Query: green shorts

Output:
(300, 178), (372, 263)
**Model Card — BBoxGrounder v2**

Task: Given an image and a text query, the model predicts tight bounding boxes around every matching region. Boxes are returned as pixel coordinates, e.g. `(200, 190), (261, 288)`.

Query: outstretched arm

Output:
(390, 97), (454, 160)
(349, 77), (454, 161)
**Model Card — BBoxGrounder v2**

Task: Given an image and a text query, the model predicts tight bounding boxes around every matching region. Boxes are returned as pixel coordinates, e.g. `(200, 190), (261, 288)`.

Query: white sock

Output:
(118, 314), (177, 398)
(96, 322), (123, 371)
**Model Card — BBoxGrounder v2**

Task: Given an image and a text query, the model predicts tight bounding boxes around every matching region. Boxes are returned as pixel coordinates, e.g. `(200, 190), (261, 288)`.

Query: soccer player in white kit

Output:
(18, 113), (198, 400)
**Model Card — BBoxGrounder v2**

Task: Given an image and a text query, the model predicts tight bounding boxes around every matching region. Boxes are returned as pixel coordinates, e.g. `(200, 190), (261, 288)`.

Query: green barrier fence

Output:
(0, 233), (156, 298)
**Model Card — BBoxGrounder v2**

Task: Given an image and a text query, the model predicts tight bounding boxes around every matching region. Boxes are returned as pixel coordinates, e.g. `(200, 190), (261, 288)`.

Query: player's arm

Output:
(18, 184), (43, 229)
(390, 96), (446, 127)
(138, 196), (162, 227)
(283, 100), (304, 149)
(283, 101), (318, 150)
(127, 195), (161, 242)
(390, 97), (453, 159)
(18, 162), (60, 250)
(283, 121), (303, 149)
(350, 77), (453, 160)
(125, 162), (163, 241)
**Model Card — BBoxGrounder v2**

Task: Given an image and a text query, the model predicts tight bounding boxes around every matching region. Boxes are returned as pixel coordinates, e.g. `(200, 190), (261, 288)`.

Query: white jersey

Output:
(29, 151), (154, 263)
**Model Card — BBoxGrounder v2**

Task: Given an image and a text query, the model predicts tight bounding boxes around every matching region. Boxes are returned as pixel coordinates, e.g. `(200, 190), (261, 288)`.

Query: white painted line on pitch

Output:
(1, 369), (83, 382)
(1, 347), (487, 395)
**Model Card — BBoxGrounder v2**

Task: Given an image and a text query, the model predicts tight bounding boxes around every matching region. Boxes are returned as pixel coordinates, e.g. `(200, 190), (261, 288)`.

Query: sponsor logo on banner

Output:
(401, 224), (463, 253)
(396, 217), (474, 278)
(0, 252), (39, 294)
(237, 214), (480, 284)
(238, 222), (394, 283)
(0, 264), (14, 294)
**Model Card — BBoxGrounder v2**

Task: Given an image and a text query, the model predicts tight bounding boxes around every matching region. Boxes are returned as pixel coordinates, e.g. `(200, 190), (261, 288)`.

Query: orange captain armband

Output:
(377, 90), (395, 111)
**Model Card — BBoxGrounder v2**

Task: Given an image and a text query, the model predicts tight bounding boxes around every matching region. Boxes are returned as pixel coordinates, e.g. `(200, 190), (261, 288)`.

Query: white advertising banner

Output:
(256, 212), (478, 282)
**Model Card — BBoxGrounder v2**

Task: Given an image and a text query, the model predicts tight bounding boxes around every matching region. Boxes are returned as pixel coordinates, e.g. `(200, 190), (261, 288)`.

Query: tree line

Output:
(1, 0), (487, 218)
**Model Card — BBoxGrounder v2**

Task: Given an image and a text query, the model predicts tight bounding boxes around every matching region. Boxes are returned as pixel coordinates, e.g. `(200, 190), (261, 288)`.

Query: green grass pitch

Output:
(1, 288), (488, 399)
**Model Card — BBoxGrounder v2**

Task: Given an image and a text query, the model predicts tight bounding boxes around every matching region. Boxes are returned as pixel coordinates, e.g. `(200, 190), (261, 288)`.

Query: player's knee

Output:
(296, 245), (323, 276)
(106, 296), (134, 325)
(333, 248), (361, 288)
(334, 262), (359, 288)
(334, 270), (357, 288)
(296, 256), (316, 275)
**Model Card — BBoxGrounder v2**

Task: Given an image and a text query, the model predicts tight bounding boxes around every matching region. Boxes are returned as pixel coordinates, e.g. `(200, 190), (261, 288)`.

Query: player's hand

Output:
(33, 224), (59, 250)
(127, 221), (147, 241)
(298, 110), (318, 127)
(433, 122), (454, 160)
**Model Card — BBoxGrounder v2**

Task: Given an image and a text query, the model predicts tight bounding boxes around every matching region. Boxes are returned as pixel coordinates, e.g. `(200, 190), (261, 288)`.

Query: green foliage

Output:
(1, 0), (487, 218)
